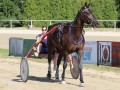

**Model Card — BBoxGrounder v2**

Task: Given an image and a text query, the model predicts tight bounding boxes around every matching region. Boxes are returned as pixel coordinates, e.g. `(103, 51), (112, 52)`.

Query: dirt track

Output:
(0, 58), (120, 90)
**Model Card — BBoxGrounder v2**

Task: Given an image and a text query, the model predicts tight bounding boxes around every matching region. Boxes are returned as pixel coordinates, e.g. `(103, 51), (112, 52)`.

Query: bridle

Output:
(80, 8), (94, 24)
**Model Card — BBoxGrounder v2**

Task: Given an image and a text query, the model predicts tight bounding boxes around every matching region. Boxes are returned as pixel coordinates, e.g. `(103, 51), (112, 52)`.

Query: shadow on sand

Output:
(12, 75), (79, 87)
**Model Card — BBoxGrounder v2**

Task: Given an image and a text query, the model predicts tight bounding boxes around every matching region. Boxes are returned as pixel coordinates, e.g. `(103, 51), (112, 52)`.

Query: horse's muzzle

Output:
(91, 20), (99, 28)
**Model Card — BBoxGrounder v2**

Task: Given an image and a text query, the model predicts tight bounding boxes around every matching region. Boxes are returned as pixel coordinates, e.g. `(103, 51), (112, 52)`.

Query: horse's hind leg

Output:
(55, 55), (62, 80)
(47, 53), (52, 79)
(61, 55), (67, 84)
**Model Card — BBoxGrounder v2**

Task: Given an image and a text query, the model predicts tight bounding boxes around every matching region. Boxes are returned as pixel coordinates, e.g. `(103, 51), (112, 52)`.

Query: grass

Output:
(0, 48), (47, 62)
(0, 48), (9, 58)
(0, 48), (120, 74)
(84, 64), (120, 74)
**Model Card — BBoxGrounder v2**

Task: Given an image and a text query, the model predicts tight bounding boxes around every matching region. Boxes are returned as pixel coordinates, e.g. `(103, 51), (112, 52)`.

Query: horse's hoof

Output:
(55, 79), (60, 82)
(47, 74), (51, 79)
(60, 80), (66, 84)
(47, 77), (51, 79)
(80, 83), (84, 87)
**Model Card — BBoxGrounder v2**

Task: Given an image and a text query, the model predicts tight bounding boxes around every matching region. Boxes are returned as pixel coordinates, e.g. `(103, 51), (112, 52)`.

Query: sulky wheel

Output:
(70, 56), (79, 79)
(20, 57), (29, 82)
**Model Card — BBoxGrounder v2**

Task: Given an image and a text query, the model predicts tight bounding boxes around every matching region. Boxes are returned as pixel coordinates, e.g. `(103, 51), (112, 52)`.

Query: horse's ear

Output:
(84, 2), (87, 8)
(87, 3), (90, 8)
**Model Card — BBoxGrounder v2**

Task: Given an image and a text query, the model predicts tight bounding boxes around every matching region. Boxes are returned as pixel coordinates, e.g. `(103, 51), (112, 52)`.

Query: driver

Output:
(34, 26), (58, 70)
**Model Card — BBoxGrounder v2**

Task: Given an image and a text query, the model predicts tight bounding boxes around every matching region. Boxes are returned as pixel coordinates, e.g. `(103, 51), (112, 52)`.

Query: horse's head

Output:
(78, 2), (99, 27)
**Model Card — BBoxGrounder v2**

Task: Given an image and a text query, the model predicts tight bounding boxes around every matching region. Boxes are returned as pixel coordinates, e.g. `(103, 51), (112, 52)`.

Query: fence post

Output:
(50, 20), (52, 25)
(10, 20), (12, 28)
(92, 27), (94, 31)
(114, 21), (116, 32)
(31, 20), (33, 28)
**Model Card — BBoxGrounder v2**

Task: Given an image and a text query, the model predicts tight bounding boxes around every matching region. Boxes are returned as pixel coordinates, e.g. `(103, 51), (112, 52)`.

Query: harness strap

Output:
(57, 24), (64, 42)
(69, 27), (84, 45)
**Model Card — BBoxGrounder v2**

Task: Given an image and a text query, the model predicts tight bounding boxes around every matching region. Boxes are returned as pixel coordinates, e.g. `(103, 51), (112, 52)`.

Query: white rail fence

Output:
(0, 20), (120, 31)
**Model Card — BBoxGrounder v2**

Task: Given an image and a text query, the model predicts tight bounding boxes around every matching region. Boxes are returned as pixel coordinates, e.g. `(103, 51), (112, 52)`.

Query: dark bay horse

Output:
(47, 3), (98, 86)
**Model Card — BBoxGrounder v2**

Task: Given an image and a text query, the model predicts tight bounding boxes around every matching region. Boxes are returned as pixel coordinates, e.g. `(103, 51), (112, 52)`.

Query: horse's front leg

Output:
(47, 54), (52, 79)
(55, 55), (62, 81)
(78, 50), (84, 86)
(61, 55), (67, 84)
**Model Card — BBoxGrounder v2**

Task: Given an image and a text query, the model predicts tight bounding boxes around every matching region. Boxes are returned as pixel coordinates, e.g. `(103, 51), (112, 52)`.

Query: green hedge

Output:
(0, 0), (119, 28)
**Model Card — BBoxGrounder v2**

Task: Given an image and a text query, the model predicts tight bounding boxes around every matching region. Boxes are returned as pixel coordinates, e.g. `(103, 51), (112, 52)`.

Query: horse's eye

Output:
(82, 9), (89, 14)
(84, 10), (90, 14)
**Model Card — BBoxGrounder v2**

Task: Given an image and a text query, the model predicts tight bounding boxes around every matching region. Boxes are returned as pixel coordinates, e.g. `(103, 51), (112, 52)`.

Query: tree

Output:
(0, 0), (119, 28)
(90, 0), (117, 27)
(0, 0), (21, 27)
(102, 0), (117, 27)
(116, 0), (120, 19)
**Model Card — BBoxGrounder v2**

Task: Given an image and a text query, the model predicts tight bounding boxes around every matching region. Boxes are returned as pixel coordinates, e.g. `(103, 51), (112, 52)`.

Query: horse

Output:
(47, 2), (98, 86)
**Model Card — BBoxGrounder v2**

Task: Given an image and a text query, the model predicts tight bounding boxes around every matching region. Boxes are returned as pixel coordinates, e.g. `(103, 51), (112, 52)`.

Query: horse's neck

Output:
(71, 18), (84, 37)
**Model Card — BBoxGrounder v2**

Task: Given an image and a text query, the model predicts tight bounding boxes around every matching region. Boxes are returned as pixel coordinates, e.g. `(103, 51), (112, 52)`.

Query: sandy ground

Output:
(0, 58), (120, 90)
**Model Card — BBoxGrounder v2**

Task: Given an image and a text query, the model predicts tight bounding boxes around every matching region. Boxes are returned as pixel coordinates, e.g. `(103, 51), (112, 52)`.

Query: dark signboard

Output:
(97, 42), (112, 66)
(112, 42), (120, 67)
